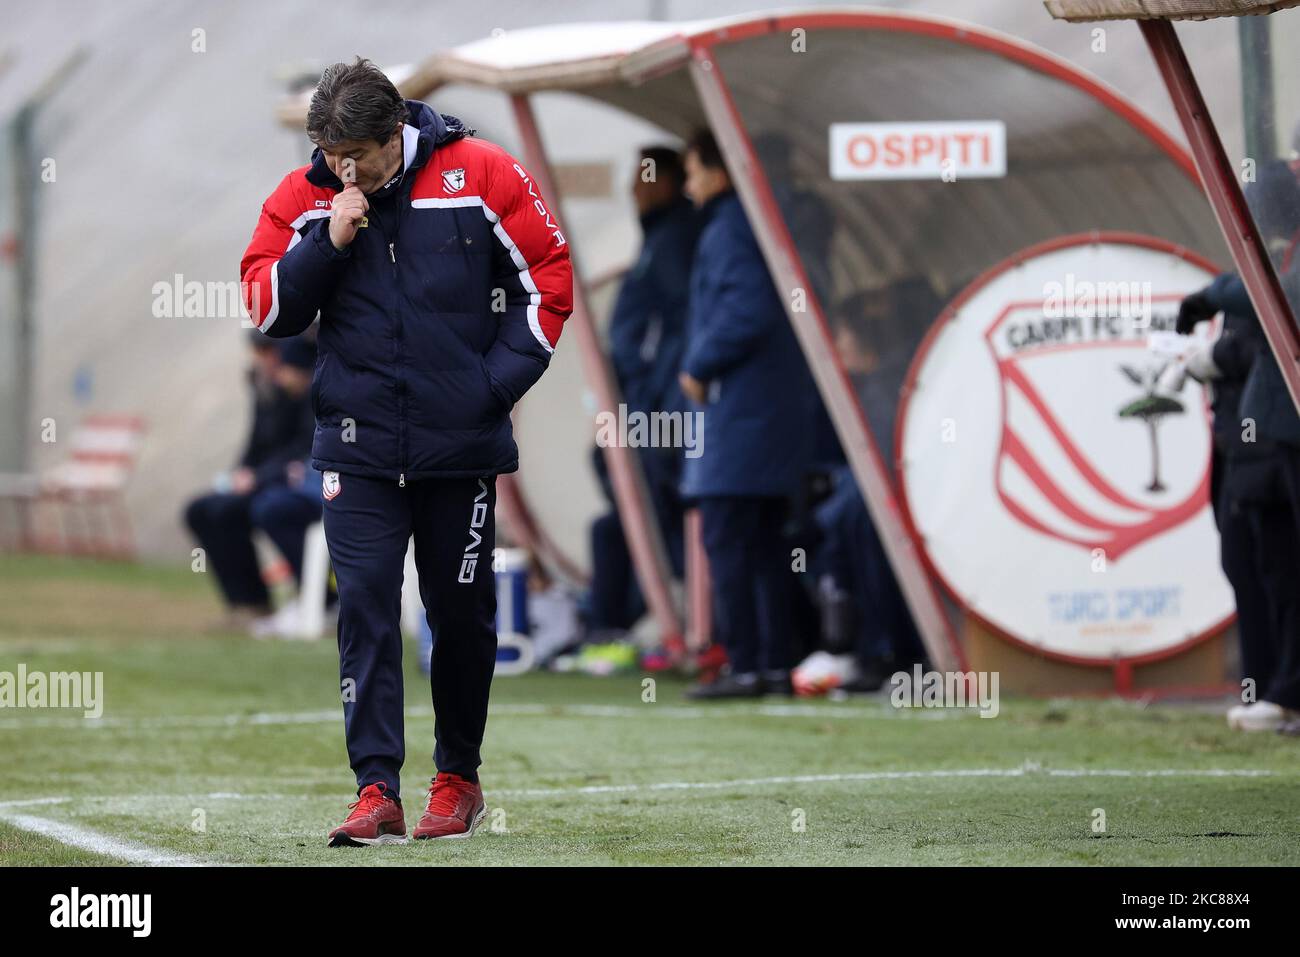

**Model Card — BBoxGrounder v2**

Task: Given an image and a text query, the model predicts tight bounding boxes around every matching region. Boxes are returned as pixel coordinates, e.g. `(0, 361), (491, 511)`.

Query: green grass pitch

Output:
(0, 555), (1297, 866)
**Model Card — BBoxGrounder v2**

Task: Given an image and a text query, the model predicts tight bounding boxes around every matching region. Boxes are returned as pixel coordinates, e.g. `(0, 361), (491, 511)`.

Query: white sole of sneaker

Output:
(415, 803), (488, 841)
(1229, 720), (1283, 733)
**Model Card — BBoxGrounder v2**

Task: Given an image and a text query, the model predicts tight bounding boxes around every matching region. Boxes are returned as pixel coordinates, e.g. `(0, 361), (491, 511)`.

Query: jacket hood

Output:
(306, 99), (471, 191)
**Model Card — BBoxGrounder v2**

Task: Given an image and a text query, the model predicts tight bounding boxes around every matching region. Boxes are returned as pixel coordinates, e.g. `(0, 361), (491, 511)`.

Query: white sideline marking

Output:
(6, 767), (1275, 811)
(493, 767), (1277, 798)
(492, 702), (949, 720)
(0, 810), (201, 866)
(0, 700), (946, 730)
(1046, 768), (1275, 778)
(0, 796), (69, 809)
(1, 765), (1275, 857)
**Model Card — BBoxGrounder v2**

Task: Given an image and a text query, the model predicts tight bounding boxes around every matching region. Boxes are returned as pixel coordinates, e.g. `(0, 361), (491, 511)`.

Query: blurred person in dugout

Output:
(183, 333), (321, 632)
(1176, 158), (1300, 733)
(799, 284), (931, 694)
(583, 146), (699, 649)
(677, 129), (817, 699)
(752, 132), (835, 309)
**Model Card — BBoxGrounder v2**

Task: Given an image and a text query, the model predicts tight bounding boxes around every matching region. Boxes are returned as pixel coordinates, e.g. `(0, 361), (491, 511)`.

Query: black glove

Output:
(1176, 289), (1217, 335)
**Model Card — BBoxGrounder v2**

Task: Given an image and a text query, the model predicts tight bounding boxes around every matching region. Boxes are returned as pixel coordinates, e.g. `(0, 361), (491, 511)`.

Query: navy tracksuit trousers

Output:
(698, 495), (793, 676)
(1219, 449), (1300, 711)
(323, 473), (498, 799)
(814, 467), (924, 667)
(588, 446), (686, 632)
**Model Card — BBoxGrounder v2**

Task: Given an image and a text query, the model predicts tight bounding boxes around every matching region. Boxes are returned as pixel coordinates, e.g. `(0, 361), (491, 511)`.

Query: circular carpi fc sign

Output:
(897, 233), (1234, 662)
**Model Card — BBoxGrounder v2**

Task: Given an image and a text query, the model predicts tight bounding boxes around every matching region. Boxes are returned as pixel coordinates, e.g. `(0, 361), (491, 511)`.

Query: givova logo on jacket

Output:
(897, 234), (1234, 662)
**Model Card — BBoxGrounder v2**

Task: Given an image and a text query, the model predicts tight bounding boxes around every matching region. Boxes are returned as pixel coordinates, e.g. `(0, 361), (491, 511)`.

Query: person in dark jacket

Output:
(678, 130), (815, 699)
(811, 287), (928, 690)
(1177, 276), (1273, 700)
(609, 147), (699, 421)
(240, 59), (572, 844)
(752, 133), (835, 309)
(1176, 159), (1300, 732)
(586, 146), (698, 638)
(184, 333), (316, 628)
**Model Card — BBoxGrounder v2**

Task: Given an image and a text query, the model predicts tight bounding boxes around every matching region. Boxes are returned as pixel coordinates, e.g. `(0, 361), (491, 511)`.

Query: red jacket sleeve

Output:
(239, 171), (350, 338)
(480, 153), (573, 407)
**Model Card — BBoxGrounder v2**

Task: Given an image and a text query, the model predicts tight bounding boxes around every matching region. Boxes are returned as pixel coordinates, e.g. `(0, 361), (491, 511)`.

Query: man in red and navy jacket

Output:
(241, 59), (571, 846)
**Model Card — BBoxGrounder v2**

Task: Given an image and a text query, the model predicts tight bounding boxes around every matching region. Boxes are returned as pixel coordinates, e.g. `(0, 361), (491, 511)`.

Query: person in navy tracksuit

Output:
(1177, 275), (1273, 699)
(678, 130), (815, 699)
(241, 59), (571, 844)
(586, 146), (699, 637)
(1176, 159), (1300, 733)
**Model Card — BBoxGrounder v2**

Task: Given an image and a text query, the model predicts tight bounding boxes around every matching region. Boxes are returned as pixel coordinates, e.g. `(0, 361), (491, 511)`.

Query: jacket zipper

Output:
(367, 201), (407, 487)
(390, 217), (406, 487)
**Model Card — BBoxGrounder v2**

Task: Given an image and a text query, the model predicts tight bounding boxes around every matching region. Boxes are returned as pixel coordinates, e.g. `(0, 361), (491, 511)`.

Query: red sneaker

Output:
(413, 772), (487, 840)
(327, 782), (408, 847)
(694, 643), (730, 683)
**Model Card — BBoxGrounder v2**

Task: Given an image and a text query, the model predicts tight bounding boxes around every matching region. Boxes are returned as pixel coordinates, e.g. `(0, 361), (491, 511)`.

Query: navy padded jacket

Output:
(241, 101), (573, 482)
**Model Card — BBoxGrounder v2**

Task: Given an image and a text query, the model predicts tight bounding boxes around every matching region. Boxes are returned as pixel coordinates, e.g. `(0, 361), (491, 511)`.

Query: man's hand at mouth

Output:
(329, 184), (369, 251)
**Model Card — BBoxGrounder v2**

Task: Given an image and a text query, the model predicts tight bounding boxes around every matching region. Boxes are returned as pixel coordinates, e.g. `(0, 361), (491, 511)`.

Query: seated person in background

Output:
(804, 286), (929, 693)
(184, 334), (317, 632)
(751, 132), (835, 309)
(248, 339), (335, 638)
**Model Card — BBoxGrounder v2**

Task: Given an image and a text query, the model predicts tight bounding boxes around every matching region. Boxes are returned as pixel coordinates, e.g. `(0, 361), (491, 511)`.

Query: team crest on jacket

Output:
(322, 470), (341, 501)
(442, 168), (466, 193)
(897, 235), (1233, 662)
